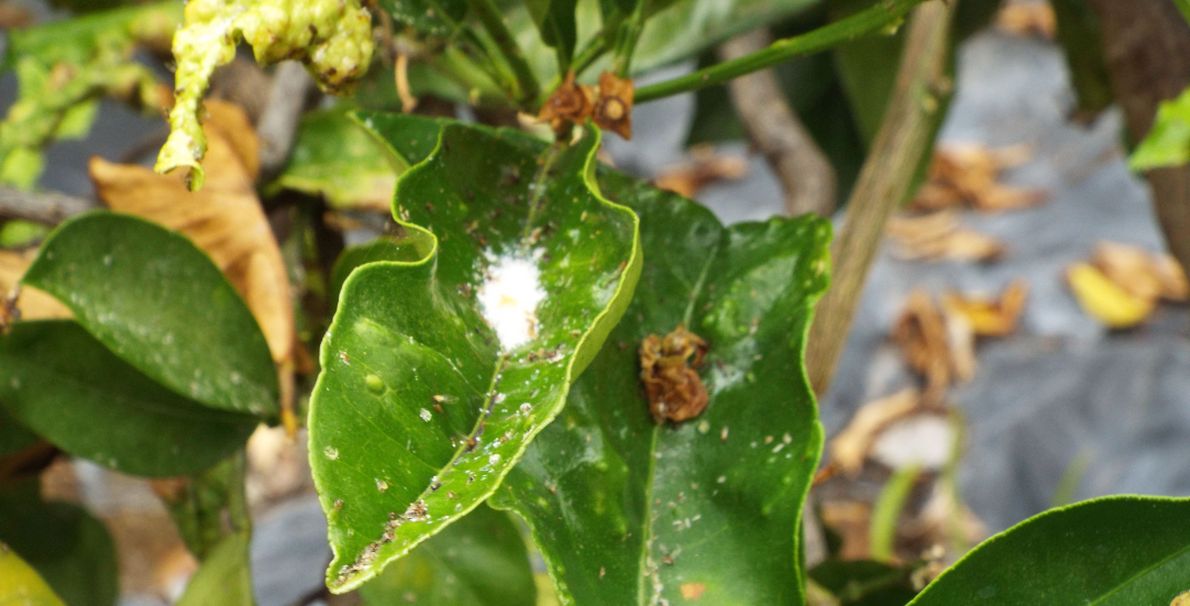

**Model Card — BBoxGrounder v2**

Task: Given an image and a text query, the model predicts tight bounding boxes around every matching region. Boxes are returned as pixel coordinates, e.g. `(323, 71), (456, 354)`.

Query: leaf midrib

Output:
(1087, 541), (1190, 605)
(636, 236), (721, 606)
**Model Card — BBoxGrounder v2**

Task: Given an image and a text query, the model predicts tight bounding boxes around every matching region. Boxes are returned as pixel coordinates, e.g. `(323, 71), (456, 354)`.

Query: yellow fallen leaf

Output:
(0, 249), (70, 322)
(89, 99), (296, 429)
(942, 279), (1029, 337)
(1067, 262), (1154, 328)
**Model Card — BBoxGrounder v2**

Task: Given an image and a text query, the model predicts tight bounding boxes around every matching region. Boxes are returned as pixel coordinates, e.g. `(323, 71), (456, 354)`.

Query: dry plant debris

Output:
(1066, 242), (1188, 329)
(90, 99), (297, 429)
(995, 2), (1056, 39)
(0, 250), (70, 324)
(911, 143), (1046, 213)
(538, 71), (635, 139)
(819, 500), (872, 559)
(829, 388), (922, 476)
(893, 291), (976, 403)
(639, 325), (710, 424)
(886, 211), (1006, 263)
(942, 279), (1030, 337)
(653, 144), (750, 198)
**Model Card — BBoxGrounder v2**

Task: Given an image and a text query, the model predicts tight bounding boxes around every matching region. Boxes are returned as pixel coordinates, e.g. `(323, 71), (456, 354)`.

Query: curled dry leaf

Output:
(639, 325), (710, 424)
(89, 100), (296, 428)
(0, 250), (70, 323)
(829, 388), (921, 476)
(1092, 241), (1188, 303)
(819, 500), (873, 559)
(886, 211), (1006, 263)
(893, 290), (976, 403)
(653, 144), (749, 198)
(942, 279), (1029, 337)
(912, 143), (1046, 213)
(1066, 262), (1155, 329)
(995, 2), (1056, 39)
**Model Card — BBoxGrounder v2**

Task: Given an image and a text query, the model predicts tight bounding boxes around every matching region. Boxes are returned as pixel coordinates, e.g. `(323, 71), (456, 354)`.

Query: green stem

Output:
(466, 0), (541, 107)
(611, 0), (649, 76)
(635, 0), (926, 103)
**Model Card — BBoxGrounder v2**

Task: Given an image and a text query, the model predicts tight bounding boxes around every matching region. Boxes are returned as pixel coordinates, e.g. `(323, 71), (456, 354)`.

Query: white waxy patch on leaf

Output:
(477, 251), (546, 350)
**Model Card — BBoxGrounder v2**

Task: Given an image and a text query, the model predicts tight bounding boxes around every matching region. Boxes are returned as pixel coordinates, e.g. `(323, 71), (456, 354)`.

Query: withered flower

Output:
(639, 325), (709, 424)
(593, 71), (634, 139)
(538, 71), (594, 136)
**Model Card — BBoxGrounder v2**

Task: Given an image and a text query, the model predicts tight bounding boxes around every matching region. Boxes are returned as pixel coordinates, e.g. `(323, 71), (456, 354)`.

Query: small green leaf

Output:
(177, 531), (255, 606)
(0, 543), (65, 606)
(1131, 86), (1190, 170)
(379, 0), (468, 37)
(0, 483), (118, 606)
(490, 171), (831, 604)
(272, 109), (399, 211)
(0, 321), (257, 476)
(359, 505), (536, 605)
(23, 212), (278, 418)
(525, 0), (578, 69)
(309, 121), (640, 592)
(910, 495), (1190, 605)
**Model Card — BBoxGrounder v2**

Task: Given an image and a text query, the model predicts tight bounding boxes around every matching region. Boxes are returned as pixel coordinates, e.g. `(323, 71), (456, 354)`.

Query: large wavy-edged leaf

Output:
(0, 543), (65, 606)
(490, 172), (831, 604)
(22, 212), (278, 418)
(0, 483), (118, 606)
(308, 121), (640, 592)
(359, 505), (536, 605)
(0, 321), (257, 476)
(910, 495), (1190, 605)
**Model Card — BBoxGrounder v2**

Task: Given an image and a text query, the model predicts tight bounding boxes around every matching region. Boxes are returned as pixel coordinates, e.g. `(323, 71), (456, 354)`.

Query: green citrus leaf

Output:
(359, 505), (536, 605)
(524, 0), (578, 67)
(378, 0), (468, 38)
(177, 531), (254, 606)
(309, 121), (640, 592)
(22, 212), (278, 419)
(910, 495), (1190, 605)
(489, 171), (831, 605)
(272, 109), (398, 211)
(1131, 86), (1190, 170)
(0, 482), (118, 606)
(0, 321), (257, 476)
(0, 543), (65, 606)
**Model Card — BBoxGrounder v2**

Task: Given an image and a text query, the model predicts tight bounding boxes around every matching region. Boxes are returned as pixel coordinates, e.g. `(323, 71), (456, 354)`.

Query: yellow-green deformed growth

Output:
(155, 0), (375, 190)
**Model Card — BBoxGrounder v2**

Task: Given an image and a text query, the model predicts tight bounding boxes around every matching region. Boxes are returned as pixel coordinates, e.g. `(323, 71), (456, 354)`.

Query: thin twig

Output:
(0, 186), (97, 224)
(634, 0), (927, 104)
(258, 61), (315, 179)
(805, 0), (956, 395)
(719, 29), (836, 217)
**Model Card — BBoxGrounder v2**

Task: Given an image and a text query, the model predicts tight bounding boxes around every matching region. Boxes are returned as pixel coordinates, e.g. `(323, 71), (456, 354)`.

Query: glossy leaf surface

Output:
(309, 121), (640, 592)
(22, 212), (278, 418)
(491, 171), (831, 604)
(0, 321), (257, 476)
(359, 505), (536, 605)
(0, 484), (117, 606)
(910, 495), (1190, 605)
(379, 0), (467, 37)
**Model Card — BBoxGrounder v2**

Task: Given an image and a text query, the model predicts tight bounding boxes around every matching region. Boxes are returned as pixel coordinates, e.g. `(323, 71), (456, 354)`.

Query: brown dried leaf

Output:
(639, 325), (709, 424)
(942, 279), (1030, 337)
(886, 211), (1006, 262)
(89, 99), (296, 427)
(996, 2), (1056, 39)
(593, 71), (634, 139)
(819, 500), (872, 560)
(893, 291), (975, 402)
(911, 143), (1046, 213)
(829, 388), (921, 476)
(653, 144), (749, 198)
(1092, 241), (1189, 303)
(0, 250), (71, 323)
